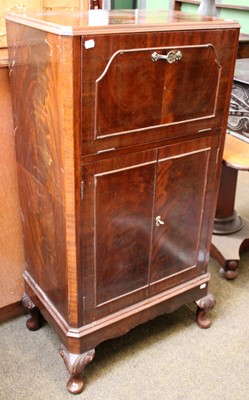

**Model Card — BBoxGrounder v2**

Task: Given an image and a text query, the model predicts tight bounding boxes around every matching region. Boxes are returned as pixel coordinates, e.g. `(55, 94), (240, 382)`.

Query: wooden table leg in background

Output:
(211, 150), (249, 280)
(214, 163), (243, 235)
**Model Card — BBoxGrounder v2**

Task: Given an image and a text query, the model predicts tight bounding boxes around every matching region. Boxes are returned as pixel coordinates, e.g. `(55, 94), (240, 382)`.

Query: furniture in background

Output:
(227, 58), (249, 142)
(197, 0), (217, 16)
(211, 135), (249, 279)
(6, 9), (239, 393)
(90, 0), (102, 8)
(0, 48), (25, 322)
(173, 0), (249, 57)
(237, 33), (249, 59)
(173, 2), (249, 279)
(174, 0), (249, 15)
(211, 59), (249, 279)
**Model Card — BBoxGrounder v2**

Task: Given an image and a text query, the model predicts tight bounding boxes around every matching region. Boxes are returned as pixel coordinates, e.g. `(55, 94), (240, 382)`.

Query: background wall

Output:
(142, 0), (169, 8)
(0, 0), (89, 48)
(179, 1), (249, 34)
(111, 0), (134, 8)
(0, 61), (25, 320)
(137, 1), (249, 34)
(115, 0), (248, 35)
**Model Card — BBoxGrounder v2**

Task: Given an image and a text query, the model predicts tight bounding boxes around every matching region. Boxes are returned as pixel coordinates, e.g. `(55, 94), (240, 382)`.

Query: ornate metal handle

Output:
(155, 216), (165, 227)
(151, 50), (182, 64)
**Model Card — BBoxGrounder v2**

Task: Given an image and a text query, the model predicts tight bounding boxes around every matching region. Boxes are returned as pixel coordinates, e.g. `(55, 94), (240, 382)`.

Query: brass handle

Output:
(151, 50), (182, 64)
(155, 216), (165, 227)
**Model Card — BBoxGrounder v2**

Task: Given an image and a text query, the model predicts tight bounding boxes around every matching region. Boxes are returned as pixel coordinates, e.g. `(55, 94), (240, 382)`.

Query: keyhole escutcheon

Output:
(155, 216), (165, 227)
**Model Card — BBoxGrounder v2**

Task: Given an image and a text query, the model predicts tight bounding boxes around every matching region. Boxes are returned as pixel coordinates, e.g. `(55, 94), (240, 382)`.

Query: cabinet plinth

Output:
(6, 9), (239, 394)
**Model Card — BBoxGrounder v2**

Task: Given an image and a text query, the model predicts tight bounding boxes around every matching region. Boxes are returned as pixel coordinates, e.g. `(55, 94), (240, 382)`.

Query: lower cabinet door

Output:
(149, 135), (220, 296)
(81, 149), (157, 321)
(81, 135), (219, 322)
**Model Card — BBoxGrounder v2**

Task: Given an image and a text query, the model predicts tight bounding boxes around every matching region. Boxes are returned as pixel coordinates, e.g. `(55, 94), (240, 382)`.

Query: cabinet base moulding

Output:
(23, 270), (212, 345)
(22, 273), (215, 393)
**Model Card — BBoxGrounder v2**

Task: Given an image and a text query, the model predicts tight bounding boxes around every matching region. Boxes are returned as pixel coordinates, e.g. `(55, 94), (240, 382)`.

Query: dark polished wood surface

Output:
(95, 45), (219, 132)
(0, 301), (25, 324)
(90, 0), (102, 9)
(80, 28), (238, 157)
(237, 34), (249, 59)
(6, 10), (239, 394)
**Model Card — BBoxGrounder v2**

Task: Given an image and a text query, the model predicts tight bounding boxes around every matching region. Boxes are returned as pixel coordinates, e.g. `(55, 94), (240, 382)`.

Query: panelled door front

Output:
(81, 31), (224, 156)
(149, 135), (220, 296)
(81, 135), (219, 322)
(81, 149), (157, 322)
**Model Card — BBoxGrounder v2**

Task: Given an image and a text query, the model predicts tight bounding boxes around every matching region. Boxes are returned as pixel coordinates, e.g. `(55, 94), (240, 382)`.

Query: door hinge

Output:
(81, 180), (84, 200)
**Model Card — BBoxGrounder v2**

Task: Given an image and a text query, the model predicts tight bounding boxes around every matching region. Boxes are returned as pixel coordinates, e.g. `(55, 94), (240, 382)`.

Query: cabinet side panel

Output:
(7, 22), (65, 202)
(18, 165), (68, 319)
(6, 22), (71, 322)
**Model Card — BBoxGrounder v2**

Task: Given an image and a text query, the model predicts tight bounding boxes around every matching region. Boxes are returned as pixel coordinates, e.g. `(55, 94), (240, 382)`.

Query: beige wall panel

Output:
(0, 65), (25, 309)
(0, 0), (90, 47)
(1, 0), (43, 47)
(43, 0), (82, 11)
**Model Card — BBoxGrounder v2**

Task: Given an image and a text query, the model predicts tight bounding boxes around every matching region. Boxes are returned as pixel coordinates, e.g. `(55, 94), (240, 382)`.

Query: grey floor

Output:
(1, 171), (249, 400)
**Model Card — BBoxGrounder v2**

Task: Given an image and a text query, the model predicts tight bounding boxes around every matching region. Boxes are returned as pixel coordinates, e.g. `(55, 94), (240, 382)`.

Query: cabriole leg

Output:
(60, 345), (95, 394)
(196, 293), (216, 329)
(22, 294), (43, 331)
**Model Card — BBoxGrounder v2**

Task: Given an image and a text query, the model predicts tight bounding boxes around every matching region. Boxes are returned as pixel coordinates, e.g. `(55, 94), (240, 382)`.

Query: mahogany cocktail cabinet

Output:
(6, 9), (239, 394)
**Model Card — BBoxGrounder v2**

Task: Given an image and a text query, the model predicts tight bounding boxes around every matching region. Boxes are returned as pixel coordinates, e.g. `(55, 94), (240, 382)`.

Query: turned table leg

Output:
(196, 293), (216, 329)
(22, 294), (43, 331)
(60, 345), (95, 394)
(214, 163), (243, 235)
(211, 163), (249, 279)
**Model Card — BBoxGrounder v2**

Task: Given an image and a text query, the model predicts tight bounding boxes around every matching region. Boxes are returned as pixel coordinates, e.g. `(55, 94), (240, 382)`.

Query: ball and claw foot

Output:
(196, 293), (216, 329)
(22, 294), (43, 331)
(60, 345), (95, 394)
(220, 260), (238, 280)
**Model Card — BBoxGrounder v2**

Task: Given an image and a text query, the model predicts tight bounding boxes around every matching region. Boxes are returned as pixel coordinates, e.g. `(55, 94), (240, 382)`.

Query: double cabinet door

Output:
(81, 134), (219, 322)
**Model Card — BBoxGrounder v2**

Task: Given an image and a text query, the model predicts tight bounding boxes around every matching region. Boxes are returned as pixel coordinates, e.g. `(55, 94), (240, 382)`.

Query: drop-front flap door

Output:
(95, 45), (220, 135)
(80, 29), (234, 155)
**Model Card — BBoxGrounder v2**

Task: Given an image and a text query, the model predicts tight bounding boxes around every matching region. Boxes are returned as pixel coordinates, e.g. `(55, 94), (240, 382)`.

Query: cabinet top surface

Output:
(5, 9), (240, 36)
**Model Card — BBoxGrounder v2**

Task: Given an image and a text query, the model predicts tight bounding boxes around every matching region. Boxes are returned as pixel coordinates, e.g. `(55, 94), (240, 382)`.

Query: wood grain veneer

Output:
(5, 9), (239, 394)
